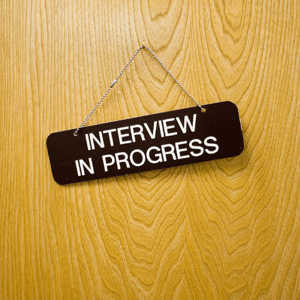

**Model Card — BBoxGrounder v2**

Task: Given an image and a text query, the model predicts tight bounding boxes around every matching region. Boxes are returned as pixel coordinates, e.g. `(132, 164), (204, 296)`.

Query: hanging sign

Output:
(46, 101), (244, 185)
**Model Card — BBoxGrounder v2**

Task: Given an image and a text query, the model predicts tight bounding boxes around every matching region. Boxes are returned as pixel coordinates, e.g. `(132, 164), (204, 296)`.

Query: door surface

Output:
(1, 0), (300, 299)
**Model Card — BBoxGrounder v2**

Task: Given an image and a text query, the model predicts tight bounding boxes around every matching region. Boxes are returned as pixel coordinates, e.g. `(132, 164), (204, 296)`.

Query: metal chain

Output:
(74, 44), (203, 136)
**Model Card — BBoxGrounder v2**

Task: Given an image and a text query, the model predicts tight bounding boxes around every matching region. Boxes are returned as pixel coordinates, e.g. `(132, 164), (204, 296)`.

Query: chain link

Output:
(74, 45), (203, 136)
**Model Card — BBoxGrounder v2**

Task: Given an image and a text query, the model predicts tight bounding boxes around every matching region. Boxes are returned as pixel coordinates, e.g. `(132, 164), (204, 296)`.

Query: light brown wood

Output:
(1, 0), (300, 299)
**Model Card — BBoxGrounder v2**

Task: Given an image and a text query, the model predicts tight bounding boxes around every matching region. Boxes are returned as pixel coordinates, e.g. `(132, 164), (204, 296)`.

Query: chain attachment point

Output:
(110, 79), (117, 88)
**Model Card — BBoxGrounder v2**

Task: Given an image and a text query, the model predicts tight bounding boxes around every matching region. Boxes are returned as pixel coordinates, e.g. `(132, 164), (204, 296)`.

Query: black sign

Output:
(47, 101), (244, 185)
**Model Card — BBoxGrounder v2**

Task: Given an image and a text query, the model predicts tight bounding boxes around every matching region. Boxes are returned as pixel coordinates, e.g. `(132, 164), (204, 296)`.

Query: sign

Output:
(47, 101), (244, 185)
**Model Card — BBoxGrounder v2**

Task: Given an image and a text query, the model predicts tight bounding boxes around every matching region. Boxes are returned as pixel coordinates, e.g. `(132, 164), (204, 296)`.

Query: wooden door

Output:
(1, 0), (300, 299)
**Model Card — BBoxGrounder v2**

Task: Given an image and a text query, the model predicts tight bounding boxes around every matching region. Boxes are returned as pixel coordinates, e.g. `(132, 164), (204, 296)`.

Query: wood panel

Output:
(1, 0), (300, 299)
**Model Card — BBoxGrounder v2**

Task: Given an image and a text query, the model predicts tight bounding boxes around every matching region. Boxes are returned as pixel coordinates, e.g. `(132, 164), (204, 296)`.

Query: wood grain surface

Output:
(1, 0), (300, 299)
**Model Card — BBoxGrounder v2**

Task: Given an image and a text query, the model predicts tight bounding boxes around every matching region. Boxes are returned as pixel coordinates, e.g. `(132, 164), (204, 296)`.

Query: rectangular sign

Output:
(47, 101), (244, 185)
